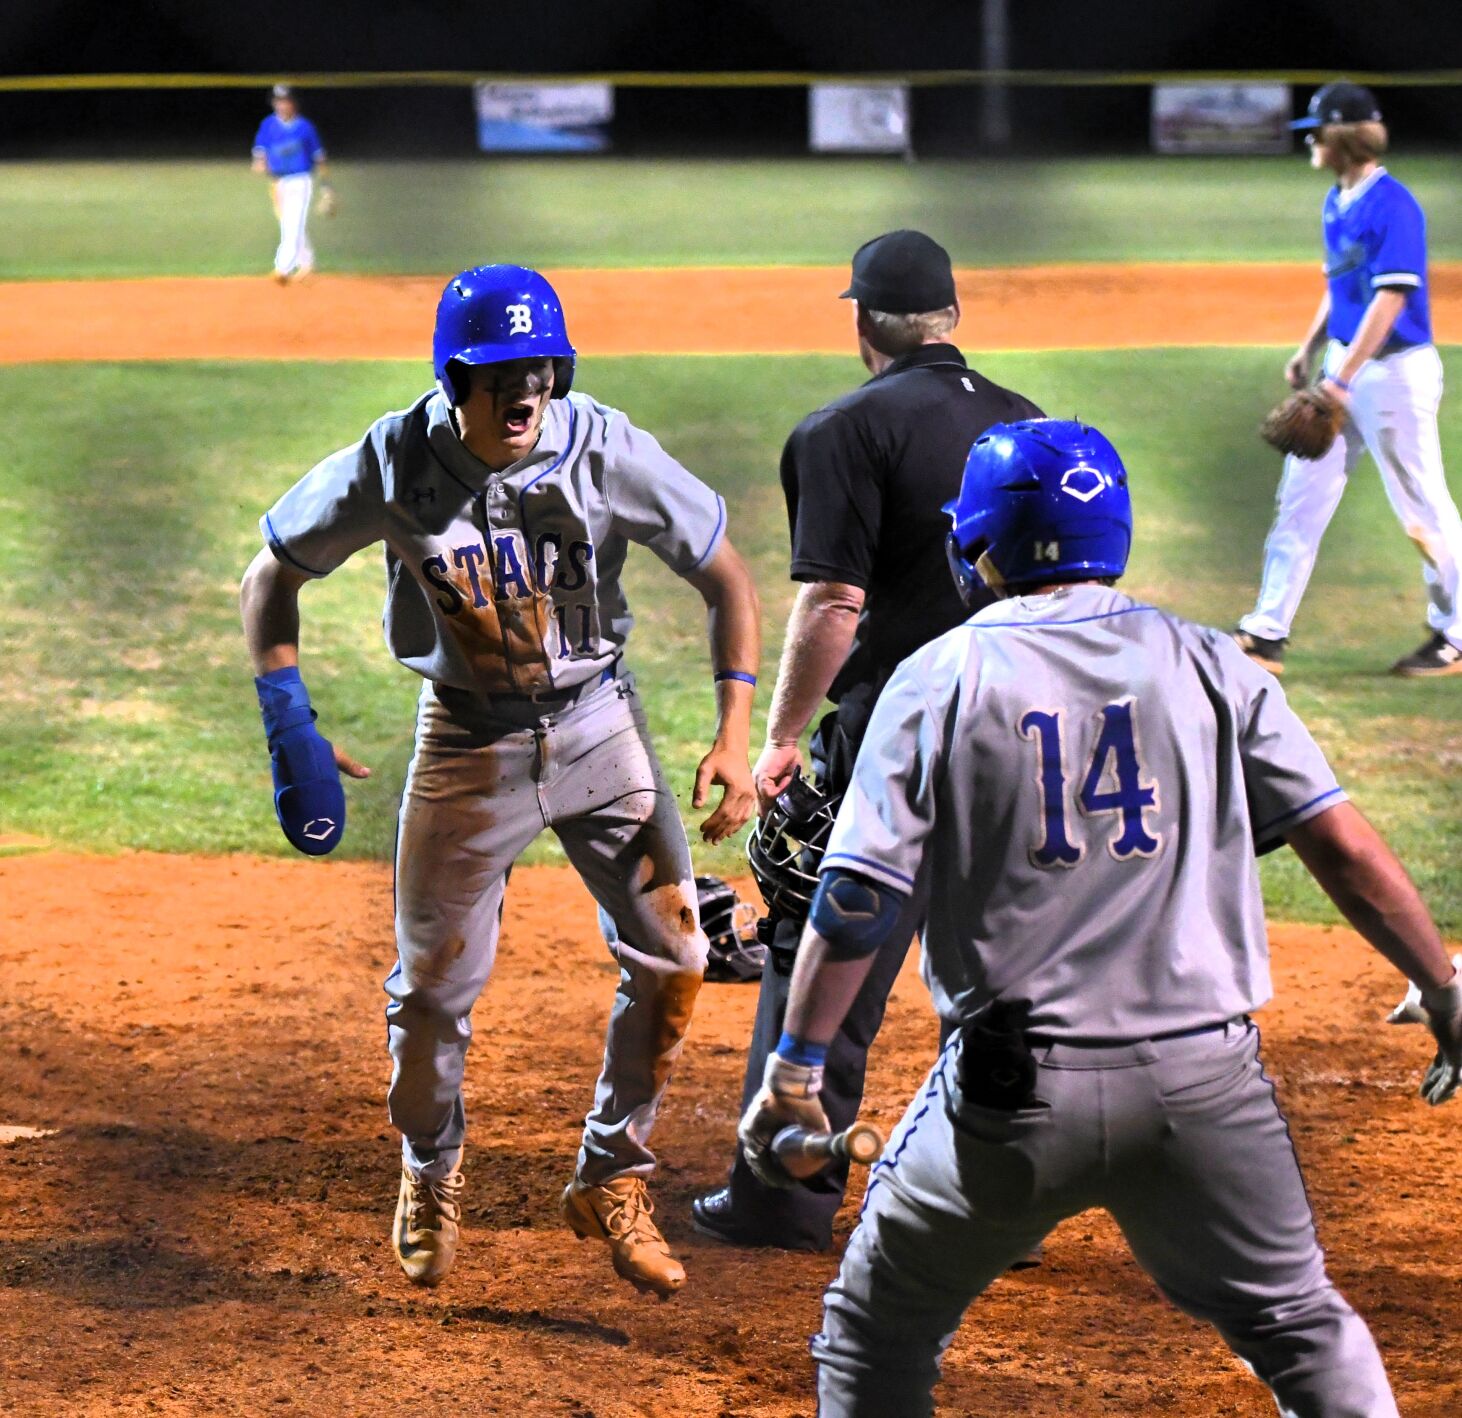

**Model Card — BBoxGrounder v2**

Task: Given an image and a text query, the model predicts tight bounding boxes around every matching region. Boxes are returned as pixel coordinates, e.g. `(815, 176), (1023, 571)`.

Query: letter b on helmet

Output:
(432, 265), (577, 405)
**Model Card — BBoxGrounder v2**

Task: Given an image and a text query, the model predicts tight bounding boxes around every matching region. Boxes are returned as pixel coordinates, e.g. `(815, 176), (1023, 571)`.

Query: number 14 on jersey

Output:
(1018, 700), (1163, 867)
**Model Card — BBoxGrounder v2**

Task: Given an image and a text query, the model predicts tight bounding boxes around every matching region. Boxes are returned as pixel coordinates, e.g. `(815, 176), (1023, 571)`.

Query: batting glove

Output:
(1388, 957), (1462, 1106)
(1387, 952), (1462, 1025)
(1420, 973), (1462, 1107)
(738, 1052), (831, 1190)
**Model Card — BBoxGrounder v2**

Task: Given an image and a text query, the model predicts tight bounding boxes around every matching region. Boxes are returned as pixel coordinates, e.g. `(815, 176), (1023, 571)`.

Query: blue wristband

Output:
(776, 1031), (828, 1068)
(1326, 374), (1352, 392)
(715, 670), (757, 687)
(255, 665), (316, 743)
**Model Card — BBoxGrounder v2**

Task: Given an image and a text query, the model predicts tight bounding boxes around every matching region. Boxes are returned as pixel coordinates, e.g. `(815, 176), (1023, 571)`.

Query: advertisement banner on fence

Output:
(809, 84), (911, 154)
(1151, 83), (1291, 155)
(475, 83), (614, 152)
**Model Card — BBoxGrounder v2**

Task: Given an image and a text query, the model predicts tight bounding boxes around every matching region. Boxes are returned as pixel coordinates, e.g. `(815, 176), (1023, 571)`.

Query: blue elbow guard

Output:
(808, 868), (907, 960)
(256, 667), (346, 857)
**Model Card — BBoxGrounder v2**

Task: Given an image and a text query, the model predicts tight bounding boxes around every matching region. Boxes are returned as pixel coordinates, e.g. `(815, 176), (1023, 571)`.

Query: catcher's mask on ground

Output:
(695, 876), (766, 982)
(745, 770), (841, 924)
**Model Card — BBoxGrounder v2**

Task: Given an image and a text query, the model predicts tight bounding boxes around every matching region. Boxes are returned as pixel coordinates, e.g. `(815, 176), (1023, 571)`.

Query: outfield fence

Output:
(4, 69), (1462, 159)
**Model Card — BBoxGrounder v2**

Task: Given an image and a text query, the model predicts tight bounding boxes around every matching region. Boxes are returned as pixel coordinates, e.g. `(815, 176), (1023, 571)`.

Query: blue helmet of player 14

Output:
(944, 418), (1132, 602)
(433, 264), (577, 405)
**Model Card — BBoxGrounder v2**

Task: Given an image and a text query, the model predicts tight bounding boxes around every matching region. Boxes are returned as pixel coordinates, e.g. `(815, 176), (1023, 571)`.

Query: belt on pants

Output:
(492, 656), (623, 708)
(1023, 1017), (1249, 1069)
(1025, 1017), (1243, 1049)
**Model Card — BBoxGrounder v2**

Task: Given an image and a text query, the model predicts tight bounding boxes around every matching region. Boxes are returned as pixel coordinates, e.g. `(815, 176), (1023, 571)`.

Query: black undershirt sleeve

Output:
(781, 409), (883, 587)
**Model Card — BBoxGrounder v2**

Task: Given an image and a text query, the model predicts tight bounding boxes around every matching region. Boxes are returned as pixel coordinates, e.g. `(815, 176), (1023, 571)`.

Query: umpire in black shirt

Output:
(692, 230), (1044, 1249)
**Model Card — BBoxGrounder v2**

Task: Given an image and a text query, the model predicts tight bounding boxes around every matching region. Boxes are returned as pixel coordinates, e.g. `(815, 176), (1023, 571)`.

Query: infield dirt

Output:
(0, 851), (1457, 1416)
(5, 262), (1462, 361)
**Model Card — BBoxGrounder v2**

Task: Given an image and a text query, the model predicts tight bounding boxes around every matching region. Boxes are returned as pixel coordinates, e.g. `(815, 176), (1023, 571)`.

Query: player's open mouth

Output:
(502, 403), (535, 435)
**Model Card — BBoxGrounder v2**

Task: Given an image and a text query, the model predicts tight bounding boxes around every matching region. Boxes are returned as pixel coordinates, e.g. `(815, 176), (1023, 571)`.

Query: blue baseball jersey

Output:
(822, 585), (1346, 1040)
(251, 115), (325, 177)
(1322, 169), (1431, 348)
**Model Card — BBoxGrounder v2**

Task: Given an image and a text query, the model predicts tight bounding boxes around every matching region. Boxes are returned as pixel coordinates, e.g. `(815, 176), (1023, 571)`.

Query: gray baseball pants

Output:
(814, 1021), (1396, 1418)
(385, 674), (707, 1186)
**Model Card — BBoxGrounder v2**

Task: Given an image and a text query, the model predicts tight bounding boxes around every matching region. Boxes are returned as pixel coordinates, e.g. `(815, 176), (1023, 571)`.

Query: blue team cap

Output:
(272, 84), (295, 101)
(1290, 82), (1382, 130)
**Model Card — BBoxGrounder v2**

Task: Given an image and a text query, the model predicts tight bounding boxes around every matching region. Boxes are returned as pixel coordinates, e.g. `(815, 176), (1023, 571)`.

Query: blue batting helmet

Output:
(944, 418), (1132, 603)
(432, 265), (576, 405)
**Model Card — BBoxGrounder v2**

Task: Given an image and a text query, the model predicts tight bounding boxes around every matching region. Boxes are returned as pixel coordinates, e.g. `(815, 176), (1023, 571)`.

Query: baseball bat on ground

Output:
(769, 1121), (885, 1180)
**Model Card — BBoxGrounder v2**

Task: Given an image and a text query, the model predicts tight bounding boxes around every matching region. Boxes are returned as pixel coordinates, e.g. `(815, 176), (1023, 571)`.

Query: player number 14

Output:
(1018, 701), (1162, 867)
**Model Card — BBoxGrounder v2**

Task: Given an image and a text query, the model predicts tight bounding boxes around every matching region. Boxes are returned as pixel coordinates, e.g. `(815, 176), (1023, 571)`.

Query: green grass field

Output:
(4, 154), (1462, 278)
(0, 349), (1458, 925)
(0, 157), (1459, 928)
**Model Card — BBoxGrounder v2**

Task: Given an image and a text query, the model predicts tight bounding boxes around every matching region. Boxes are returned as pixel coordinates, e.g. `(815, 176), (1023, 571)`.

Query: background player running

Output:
(240, 265), (759, 1300)
(1235, 81), (1462, 678)
(250, 84), (332, 284)
(740, 418), (1462, 1415)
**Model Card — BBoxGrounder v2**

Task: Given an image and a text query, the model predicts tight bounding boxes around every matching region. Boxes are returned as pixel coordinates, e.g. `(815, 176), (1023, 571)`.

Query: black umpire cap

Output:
(1290, 81), (1383, 130)
(841, 230), (957, 315)
(272, 83), (296, 100)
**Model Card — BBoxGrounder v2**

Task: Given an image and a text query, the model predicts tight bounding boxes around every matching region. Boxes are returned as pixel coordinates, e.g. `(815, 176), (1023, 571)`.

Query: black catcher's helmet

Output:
(745, 768), (841, 924)
(695, 875), (766, 981)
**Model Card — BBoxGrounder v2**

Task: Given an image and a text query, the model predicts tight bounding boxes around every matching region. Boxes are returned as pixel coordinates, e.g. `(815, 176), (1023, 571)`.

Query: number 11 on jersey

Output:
(1018, 700), (1163, 868)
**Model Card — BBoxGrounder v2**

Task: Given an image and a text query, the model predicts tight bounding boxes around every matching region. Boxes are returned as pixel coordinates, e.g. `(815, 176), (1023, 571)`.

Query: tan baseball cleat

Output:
(392, 1162), (464, 1286)
(561, 1176), (686, 1299)
(1232, 628), (1287, 675)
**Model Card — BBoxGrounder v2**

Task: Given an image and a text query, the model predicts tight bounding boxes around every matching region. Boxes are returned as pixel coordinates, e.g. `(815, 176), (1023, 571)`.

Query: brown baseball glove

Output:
(1259, 386), (1345, 461)
(315, 183), (338, 218)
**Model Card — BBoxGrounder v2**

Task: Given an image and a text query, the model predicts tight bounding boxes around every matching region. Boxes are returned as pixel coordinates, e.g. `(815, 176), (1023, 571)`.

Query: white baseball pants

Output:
(814, 1023), (1396, 1418)
(384, 674), (707, 1187)
(271, 172), (314, 278)
(1240, 341), (1462, 647)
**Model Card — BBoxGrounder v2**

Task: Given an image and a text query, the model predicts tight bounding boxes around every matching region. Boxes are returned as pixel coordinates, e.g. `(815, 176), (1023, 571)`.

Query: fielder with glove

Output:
(1234, 81), (1462, 679)
(250, 84), (329, 283)
(1259, 384), (1345, 462)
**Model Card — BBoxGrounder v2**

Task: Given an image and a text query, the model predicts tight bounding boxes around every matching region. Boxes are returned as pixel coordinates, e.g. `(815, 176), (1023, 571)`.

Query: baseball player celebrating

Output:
(739, 418), (1462, 1415)
(1235, 81), (1462, 677)
(250, 84), (332, 284)
(239, 265), (759, 1299)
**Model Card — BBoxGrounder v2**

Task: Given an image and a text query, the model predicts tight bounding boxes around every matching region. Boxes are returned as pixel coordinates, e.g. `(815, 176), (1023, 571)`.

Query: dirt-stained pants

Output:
(385, 674), (707, 1186)
(815, 1023), (1396, 1418)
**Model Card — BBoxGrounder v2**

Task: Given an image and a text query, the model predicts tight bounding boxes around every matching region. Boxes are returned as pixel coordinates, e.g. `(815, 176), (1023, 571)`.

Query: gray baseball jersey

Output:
(823, 583), (1345, 1041)
(262, 388), (726, 696)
